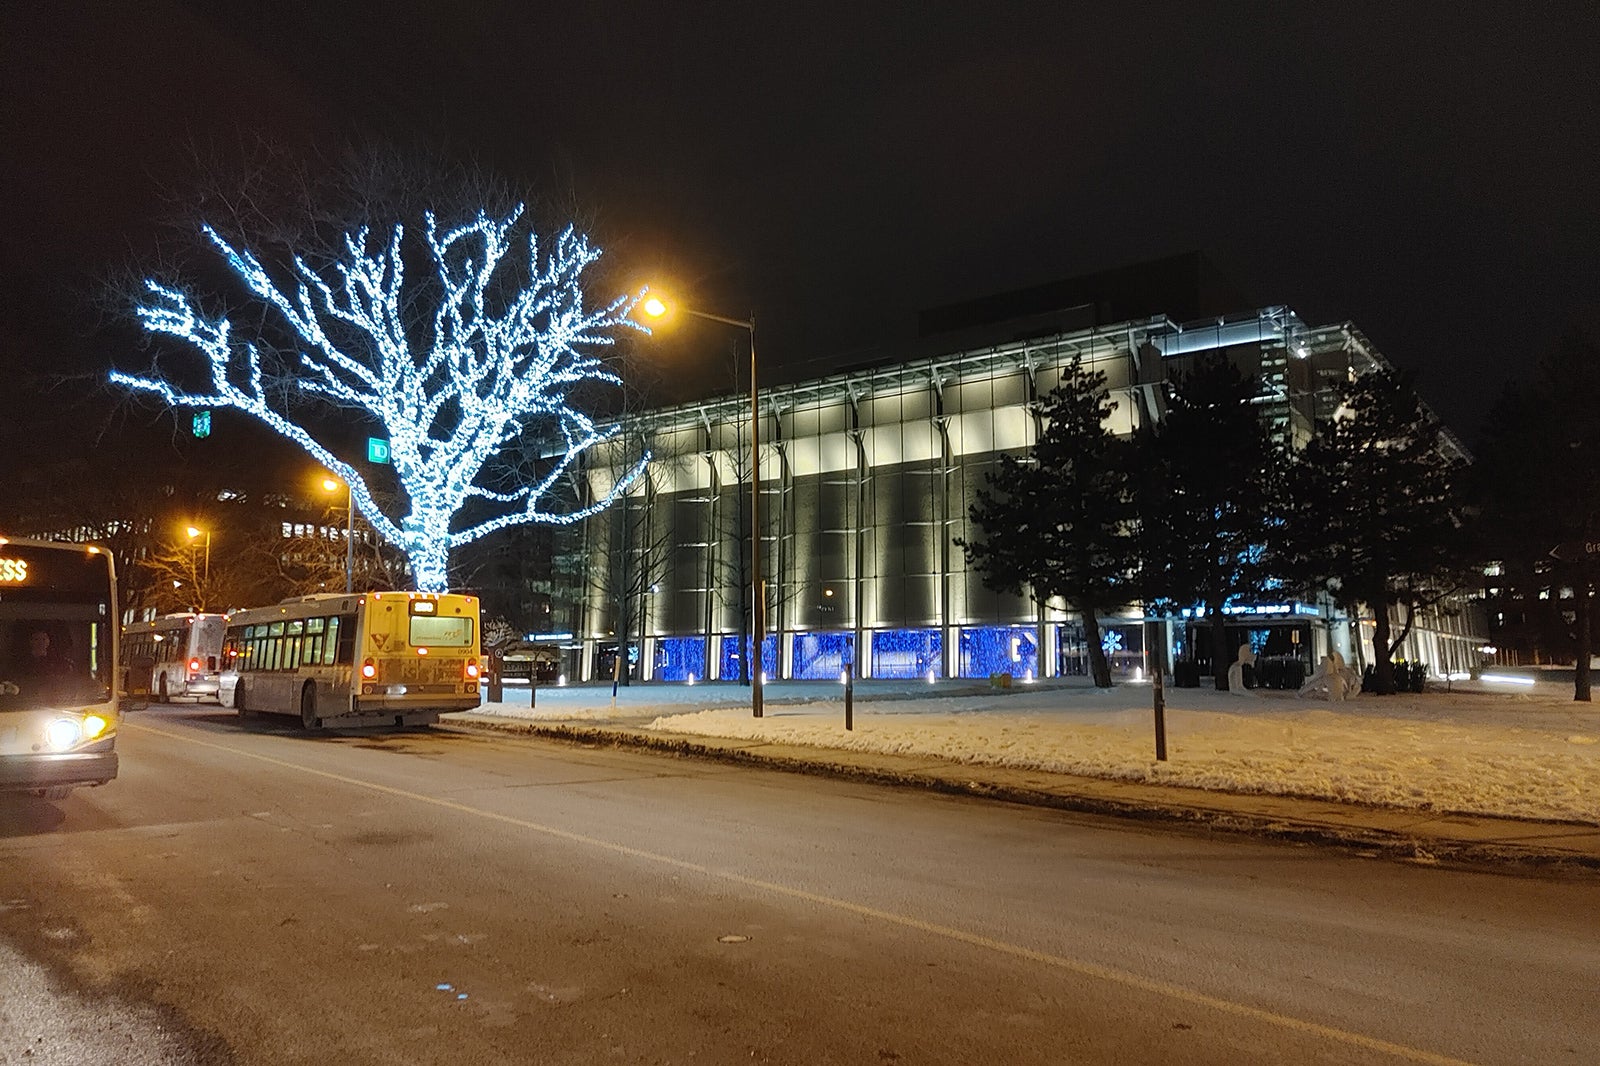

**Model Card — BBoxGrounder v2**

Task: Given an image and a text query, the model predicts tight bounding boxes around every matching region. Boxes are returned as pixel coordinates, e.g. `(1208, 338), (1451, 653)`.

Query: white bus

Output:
(220, 591), (481, 729)
(0, 536), (121, 799)
(121, 612), (226, 702)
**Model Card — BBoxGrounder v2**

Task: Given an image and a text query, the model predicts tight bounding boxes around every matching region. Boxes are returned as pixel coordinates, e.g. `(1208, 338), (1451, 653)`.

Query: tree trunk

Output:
(1386, 602), (1417, 663)
(1370, 598), (1396, 695)
(404, 525), (452, 594)
(1081, 611), (1113, 689)
(1209, 607), (1229, 691)
(1575, 584), (1593, 702)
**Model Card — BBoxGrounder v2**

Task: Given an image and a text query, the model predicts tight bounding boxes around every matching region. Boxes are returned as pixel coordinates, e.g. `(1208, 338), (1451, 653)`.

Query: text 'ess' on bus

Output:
(220, 592), (481, 730)
(0, 537), (120, 799)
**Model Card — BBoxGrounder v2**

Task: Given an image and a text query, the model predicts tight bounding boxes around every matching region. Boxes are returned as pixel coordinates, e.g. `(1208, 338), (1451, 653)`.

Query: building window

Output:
(870, 629), (941, 679)
(719, 634), (777, 682)
(654, 637), (705, 682)
(792, 632), (854, 680)
(959, 625), (1037, 679)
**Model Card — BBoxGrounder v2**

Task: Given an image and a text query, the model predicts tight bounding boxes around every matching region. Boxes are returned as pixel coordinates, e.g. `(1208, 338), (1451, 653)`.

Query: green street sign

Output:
(192, 410), (211, 439)
(367, 437), (390, 464)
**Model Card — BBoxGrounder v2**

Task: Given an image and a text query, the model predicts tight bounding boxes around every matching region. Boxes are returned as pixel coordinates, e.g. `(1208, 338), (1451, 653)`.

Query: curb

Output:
(442, 717), (1600, 877)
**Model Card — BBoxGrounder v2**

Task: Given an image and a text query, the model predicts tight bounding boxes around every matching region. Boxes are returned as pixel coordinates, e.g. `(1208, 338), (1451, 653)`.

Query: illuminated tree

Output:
(112, 206), (649, 592)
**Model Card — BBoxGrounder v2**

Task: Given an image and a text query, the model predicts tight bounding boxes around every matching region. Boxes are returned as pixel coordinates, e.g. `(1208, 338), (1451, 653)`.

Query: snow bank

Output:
(465, 679), (1600, 824)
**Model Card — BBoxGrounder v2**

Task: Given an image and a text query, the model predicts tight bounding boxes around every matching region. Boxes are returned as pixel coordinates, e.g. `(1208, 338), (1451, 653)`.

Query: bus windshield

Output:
(0, 548), (116, 710)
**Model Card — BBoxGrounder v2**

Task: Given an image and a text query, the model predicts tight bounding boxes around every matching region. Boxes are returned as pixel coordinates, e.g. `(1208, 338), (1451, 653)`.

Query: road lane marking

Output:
(128, 721), (1478, 1066)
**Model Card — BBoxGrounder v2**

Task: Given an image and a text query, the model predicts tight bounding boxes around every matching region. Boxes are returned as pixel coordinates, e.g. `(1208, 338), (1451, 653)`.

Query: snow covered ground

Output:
(460, 677), (1600, 825)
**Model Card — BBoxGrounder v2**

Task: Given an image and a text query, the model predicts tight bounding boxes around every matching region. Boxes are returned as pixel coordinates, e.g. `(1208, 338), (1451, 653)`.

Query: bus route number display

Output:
(0, 557), (28, 583)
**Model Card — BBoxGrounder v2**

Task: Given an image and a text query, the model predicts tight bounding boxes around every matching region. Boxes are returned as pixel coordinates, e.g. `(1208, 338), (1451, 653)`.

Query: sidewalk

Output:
(442, 677), (1600, 874)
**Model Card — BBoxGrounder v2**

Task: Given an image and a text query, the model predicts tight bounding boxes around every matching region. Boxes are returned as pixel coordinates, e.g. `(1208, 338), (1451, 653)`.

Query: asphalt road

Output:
(1, 707), (1596, 1065)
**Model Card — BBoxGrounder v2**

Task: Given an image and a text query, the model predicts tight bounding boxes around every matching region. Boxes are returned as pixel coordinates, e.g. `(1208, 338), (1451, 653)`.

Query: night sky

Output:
(4, 1), (1597, 448)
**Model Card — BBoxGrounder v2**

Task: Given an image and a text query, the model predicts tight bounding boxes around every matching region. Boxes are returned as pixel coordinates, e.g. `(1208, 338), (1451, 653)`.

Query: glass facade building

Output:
(565, 305), (1484, 684)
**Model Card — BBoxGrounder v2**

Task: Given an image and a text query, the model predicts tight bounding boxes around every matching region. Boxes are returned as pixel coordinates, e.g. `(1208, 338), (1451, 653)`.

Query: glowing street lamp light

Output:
(183, 524), (211, 611)
(184, 524), (210, 584)
(641, 291), (765, 718)
(321, 475), (355, 594)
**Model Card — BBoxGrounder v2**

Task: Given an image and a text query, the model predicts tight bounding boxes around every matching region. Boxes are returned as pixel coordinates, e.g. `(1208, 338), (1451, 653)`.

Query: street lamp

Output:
(641, 293), (765, 718)
(184, 525), (210, 583)
(321, 476), (354, 594)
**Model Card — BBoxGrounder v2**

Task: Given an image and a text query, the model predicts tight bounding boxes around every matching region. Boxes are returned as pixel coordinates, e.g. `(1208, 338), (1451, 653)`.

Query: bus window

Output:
(285, 620), (303, 670)
(410, 615), (474, 647)
(267, 621), (285, 670)
(304, 617), (326, 666)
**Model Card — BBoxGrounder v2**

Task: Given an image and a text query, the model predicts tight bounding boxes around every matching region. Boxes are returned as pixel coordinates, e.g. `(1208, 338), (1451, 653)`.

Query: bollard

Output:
(1146, 621), (1167, 761)
(487, 651), (503, 704)
(845, 670), (854, 731)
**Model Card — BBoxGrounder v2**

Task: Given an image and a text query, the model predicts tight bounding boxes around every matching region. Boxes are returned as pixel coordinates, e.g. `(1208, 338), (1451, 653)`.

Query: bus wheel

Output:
(300, 683), (320, 731)
(235, 686), (249, 718)
(157, 675), (169, 703)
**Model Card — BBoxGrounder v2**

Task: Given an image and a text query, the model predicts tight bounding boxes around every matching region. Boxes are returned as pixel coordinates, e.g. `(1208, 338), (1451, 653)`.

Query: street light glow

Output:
(185, 525), (203, 539)
(641, 295), (668, 318)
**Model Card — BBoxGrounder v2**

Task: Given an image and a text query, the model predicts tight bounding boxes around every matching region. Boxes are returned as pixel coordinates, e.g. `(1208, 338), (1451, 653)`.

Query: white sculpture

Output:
(1298, 650), (1363, 701)
(1227, 642), (1258, 696)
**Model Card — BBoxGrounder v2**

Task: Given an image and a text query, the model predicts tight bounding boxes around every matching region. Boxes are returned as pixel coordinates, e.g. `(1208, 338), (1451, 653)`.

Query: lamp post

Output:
(184, 525), (210, 582)
(641, 295), (765, 718)
(322, 477), (354, 593)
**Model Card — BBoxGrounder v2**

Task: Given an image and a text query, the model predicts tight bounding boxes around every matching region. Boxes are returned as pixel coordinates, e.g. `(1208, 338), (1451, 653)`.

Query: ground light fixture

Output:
(1480, 673), (1536, 687)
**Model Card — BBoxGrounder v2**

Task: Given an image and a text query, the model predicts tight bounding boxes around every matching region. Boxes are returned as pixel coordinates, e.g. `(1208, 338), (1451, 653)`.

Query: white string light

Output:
(112, 206), (650, 592)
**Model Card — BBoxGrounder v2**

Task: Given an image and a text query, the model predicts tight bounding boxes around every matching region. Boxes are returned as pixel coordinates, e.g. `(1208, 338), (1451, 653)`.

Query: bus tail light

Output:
(189, 658), (201, 674)
(465, 658), (480, 680)
(361, 659), (377, 679)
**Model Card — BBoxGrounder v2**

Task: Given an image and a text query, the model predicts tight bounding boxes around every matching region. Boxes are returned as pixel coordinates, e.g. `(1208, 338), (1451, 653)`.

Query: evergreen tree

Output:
(1288, 367), (1467, 695)
(960, 358), (1140, 688)
(1475, 330), (1600, 701)
(1139, 353), (1283, 690)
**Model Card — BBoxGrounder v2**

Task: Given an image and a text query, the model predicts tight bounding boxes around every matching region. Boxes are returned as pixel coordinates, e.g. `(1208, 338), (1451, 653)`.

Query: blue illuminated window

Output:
(719, 634), (778, 681)
(871, 629), (941, 679)
(654, 637), (706, 682)
(792, 632), (854, 680)
(959, 626), (1037, 679)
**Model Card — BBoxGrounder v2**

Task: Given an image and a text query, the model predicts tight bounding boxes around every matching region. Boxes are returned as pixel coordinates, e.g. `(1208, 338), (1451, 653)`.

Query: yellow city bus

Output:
(0, 536), (120, 799)
(219, 591), (481, 729)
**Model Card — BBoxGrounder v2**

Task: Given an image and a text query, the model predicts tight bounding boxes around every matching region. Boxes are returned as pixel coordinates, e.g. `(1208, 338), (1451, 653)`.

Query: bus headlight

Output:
(46, 718), (81, 751)
(82, 715), (109, 740)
